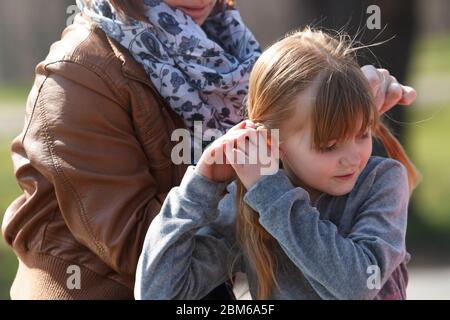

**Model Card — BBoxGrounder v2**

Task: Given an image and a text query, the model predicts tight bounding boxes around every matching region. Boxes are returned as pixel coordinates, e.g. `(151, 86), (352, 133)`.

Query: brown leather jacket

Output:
(1, 14), (188, 299)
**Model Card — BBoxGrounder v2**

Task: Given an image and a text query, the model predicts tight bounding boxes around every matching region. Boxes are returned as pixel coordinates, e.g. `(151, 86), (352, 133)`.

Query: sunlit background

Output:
(1, 0), (449, 299)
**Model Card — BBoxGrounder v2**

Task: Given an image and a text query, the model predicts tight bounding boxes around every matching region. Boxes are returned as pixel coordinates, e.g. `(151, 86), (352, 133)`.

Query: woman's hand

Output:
(195, 120), (257, 183)
(361, 65), (417, 114)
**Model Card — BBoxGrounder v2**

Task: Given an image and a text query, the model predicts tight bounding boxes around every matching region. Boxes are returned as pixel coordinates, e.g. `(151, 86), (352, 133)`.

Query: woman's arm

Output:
(135, 166), (242, 300)
(243, 159), (409, 300)
(27, 66), (176, 277)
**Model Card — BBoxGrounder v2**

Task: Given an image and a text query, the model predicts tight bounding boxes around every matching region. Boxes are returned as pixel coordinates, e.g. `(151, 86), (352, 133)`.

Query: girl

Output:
(135, 28), (421, 300)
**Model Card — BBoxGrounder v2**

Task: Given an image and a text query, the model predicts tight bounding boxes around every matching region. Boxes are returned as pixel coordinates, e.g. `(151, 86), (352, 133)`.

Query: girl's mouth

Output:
(178, 5), (210, 20)
(334, 172), (355, 180)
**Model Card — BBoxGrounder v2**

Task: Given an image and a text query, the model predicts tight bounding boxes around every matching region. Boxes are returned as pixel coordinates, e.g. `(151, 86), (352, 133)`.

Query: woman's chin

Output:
(179, 5), (214, 25)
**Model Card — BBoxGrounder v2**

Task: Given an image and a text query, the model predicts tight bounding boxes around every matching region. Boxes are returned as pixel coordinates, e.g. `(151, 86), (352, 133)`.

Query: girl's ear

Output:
(264, 127), (285, 161)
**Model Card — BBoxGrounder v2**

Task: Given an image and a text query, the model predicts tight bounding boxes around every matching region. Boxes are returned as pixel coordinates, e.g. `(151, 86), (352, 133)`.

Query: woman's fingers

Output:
(380, 79), (403, 114)
(362, 64), (385, 109)
(374, 68), (391, 112)
(361, 65), (381, 98)
(380, 81), (417, 113)
(398, 85), (417, 106)
(361, 65), (417, 114)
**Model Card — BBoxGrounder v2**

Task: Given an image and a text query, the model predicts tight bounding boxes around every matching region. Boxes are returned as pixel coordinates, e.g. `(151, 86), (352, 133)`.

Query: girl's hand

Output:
(225, 125), (281, 190)
(195, 120), (257, 183)
(361, 65), (417, 114)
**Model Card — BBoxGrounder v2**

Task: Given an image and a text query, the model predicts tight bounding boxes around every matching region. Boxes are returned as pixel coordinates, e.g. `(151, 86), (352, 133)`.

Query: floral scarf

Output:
(77, 0), (261, 146)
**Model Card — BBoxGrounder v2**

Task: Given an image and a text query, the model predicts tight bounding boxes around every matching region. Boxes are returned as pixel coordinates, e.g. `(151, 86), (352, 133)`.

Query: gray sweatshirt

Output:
(135, 156), (410, 300)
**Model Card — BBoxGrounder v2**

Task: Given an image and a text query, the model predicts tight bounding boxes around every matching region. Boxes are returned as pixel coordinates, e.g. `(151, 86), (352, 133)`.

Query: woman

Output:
(1, 0), (416, 299)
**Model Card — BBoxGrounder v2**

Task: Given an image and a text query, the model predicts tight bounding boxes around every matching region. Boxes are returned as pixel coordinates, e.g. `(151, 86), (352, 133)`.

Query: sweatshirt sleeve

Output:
(134, 166), (242, 300)
(243, 160), (409, 300)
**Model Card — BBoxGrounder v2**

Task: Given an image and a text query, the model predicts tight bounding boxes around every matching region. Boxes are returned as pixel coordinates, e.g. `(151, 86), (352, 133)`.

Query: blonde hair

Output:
(235, 27), (421, 300)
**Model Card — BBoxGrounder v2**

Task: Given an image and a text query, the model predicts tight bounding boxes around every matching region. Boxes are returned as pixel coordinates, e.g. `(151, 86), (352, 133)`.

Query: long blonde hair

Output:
(235, 28), (421, 300)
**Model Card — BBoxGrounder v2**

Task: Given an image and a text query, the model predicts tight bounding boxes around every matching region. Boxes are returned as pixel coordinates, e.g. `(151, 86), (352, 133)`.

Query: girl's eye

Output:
(324, 144), (337, 152)
(320, 141), (337, 152)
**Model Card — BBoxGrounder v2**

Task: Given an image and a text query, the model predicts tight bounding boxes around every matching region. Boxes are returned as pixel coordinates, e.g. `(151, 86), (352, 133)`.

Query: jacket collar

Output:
(99, 26), (153, 88)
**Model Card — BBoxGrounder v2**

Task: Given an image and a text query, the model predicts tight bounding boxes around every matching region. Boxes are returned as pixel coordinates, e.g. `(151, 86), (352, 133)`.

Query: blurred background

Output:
(0, 0), (449, 299)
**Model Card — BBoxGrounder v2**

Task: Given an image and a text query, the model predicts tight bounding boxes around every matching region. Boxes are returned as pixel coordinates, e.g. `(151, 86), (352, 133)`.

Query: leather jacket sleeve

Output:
(26, 64), (168, 276)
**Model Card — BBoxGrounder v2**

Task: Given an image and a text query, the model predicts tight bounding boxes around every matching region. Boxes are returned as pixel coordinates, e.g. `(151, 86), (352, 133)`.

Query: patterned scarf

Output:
(77, 0), (260, 147)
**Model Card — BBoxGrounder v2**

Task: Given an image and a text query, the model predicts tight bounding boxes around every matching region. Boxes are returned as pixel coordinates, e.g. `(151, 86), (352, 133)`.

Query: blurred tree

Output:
(0, 0), (74, 85)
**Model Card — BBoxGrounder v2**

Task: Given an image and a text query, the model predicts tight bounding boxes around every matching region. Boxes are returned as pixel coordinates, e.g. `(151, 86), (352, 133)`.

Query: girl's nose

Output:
(340, 146), (361, 168)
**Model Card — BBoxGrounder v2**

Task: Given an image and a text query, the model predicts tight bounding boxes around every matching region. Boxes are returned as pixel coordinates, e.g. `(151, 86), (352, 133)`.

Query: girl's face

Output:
(278, 85), (373, 203)
(164, 0), (218, 25)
